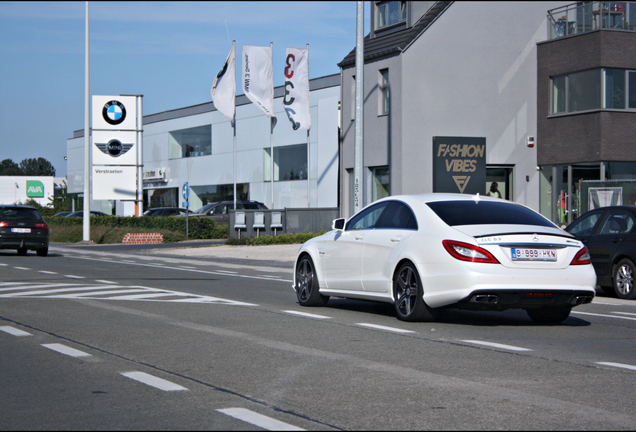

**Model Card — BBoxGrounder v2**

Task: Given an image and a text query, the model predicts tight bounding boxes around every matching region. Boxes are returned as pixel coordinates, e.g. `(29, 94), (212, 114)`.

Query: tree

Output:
(18, 157), (56, 176)
(0, 159), (21, 175)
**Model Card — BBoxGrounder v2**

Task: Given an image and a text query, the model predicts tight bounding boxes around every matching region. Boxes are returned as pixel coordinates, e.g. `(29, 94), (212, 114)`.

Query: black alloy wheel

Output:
(393, 262), (437, 322)
(613, 258), (636, 300)
(295, 255), (328, 306)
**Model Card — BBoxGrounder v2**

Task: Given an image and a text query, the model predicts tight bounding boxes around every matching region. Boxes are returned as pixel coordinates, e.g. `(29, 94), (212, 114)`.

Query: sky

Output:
(0, 1), (370, 177)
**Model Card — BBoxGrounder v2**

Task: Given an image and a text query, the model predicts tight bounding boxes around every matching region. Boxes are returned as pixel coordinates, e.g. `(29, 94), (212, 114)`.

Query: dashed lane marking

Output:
(217, 408), (304, 431)
(121, 371), (188, 391)
(596, 362), (636, 371)
(282, 310), (332, 319)
(42, 343), (92, 358)
(461, 340), (532, 352)
(356, 323), (415, 334)
(0, 326), (32, 337)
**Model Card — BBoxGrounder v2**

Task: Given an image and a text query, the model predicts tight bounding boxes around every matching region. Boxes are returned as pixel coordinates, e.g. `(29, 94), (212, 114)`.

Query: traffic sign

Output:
(182, 183), (189, 201)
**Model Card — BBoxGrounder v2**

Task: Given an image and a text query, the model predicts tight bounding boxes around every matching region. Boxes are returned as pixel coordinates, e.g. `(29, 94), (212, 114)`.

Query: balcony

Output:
(548, 1), (636, 40)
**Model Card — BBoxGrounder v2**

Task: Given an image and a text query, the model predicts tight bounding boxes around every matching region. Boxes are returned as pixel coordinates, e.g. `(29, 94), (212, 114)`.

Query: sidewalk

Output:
(150, 243), (302, 263)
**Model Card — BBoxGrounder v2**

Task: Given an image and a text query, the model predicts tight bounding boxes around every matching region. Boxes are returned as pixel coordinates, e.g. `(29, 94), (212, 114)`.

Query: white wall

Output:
(0, 176), (54, 206)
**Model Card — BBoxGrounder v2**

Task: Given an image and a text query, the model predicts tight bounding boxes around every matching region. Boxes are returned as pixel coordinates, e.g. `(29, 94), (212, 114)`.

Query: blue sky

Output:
(0, 1), (370, 177)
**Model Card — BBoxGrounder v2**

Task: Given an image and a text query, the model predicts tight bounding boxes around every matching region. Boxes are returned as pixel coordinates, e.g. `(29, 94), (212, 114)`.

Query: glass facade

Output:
(371, 167), (390, 201)
(169, 125), (211, 159)
(264, 144), (308, 181)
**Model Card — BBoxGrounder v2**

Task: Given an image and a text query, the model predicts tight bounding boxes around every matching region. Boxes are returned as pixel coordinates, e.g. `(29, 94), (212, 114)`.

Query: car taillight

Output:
(570, 247), (591, 265)
(0, 221), (7, 227)
(442, 240), (500, 264)
(35, 222), (48, 229)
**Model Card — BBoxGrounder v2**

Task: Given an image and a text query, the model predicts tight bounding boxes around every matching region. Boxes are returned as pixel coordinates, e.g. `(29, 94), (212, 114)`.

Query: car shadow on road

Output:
(320, 298), (591, 327)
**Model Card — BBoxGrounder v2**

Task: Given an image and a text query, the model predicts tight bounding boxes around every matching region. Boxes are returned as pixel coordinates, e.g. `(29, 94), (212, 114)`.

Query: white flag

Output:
(211, 44), (236, 121)
(283, 47), (311, 131)
(242, 45), (275, 117)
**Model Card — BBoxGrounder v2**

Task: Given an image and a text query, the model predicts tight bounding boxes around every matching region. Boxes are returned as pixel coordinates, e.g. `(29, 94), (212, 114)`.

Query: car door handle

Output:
(391, 236), (402, 242)
(355, 235), (364, 241)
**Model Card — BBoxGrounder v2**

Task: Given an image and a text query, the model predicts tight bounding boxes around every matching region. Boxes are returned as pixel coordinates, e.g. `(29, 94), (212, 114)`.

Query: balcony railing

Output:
(548, 1), (636, 40)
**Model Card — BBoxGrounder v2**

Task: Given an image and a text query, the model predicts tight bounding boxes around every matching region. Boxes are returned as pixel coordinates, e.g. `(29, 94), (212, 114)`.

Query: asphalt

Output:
(50, 240), (302, 269)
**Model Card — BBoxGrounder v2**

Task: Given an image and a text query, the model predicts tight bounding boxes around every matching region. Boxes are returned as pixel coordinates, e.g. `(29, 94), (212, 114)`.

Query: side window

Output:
(567, 211), (603, 236)
(346, 202), (389, 231)
(213, 205), (228, 215)
(598, 211), (634, 234)
(375, 202), (417, 229)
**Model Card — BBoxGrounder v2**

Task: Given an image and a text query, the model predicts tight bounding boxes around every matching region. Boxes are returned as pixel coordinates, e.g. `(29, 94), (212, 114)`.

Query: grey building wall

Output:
(537, 30), (636, 165)
(340, 1), (570, 216)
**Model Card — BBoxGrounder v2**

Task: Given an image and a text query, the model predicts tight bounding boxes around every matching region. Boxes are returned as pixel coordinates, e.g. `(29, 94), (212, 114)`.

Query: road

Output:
(1, 243), (635, 430)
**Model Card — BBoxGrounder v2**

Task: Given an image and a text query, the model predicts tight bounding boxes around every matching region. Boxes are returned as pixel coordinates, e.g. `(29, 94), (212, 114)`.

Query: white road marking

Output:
(120, 371), (188, 391)
(356, 323), (415, 334)
(14, 267), (31, 270)
(0, 326), (32, 337)
(65, 255), (293, 283)
(215, 270), (238, 274)
(42, 343), (92, 358)
(38, 270), (57, 275)
(596, 362), (636, 371)
(282, 310), (332, 319)
(64, 275), (85, 279)
(612, 311), (636, 317)
(572, 311), (636, 321)
(95, 280), (117, 284)
(461, 340), (532, 352)
(0, 282), (256, 306)
(217, 408), (304, 431)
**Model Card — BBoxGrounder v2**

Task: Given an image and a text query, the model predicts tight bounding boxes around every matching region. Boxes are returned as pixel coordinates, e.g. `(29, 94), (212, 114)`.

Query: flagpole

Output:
(270, 41), (275, 210)
(306, 44), (310, 208)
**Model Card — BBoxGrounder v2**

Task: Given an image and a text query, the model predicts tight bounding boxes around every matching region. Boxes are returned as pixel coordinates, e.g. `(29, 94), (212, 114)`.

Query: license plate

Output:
(11, 228), (31, 233)
(511, 248), (556, 261)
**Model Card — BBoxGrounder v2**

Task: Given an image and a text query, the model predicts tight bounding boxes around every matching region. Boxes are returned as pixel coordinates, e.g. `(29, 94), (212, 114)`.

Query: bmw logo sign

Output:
(102, 100), (127, 125)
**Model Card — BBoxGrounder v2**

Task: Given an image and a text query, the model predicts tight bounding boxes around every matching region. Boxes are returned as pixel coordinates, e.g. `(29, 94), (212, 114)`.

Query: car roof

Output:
(0, 205), (38, 210)
(373, 193), (520, 207)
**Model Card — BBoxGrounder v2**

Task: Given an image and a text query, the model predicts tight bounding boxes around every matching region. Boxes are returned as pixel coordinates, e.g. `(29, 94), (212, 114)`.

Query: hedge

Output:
(47, 216), (228, 240)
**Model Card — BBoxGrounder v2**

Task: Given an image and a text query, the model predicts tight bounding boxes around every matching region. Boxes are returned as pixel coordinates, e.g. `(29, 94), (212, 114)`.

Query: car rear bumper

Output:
(0, 234), (49, 250)
(455, 289), (594, 311)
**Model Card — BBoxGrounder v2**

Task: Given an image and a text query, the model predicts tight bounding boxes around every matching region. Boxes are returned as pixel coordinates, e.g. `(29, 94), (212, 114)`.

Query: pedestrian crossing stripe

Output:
(0, 282), (255, 306)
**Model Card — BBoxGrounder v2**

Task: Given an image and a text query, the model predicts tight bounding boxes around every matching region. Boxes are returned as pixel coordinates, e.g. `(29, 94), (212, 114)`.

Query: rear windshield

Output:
(426, 200), (555, 227)
(0, 208), (43, 221)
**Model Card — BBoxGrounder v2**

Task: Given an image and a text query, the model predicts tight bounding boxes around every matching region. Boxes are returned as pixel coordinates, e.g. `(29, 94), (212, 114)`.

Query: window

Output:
(377, 1), (406, 28)
(550, 68), (636, 113)
(346, 202), (389, 231)
(168, 125), (211, 159)
(264, 144), (307, 181)
(426, 201), (556, 227)
(568, 69), (600, 111)
(191, 183), (249, 208)
(375, 201), (417, 229)
(351, 75), (356, 120)
(598, 211), (634, 235)
(552, 76), (566, 114)
(379, 69), (390, 115)
(371, 166), (390, 201)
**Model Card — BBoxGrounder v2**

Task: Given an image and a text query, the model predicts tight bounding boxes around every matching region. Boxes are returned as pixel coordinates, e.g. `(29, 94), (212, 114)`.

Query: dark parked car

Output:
(188, 200), (267, 224)
(53, 211), (72, 217)
(65, 210), (108, 217)
(0, 205), (49, 256)
(143, 207), (192, 217)
(565, 205), (636, 299)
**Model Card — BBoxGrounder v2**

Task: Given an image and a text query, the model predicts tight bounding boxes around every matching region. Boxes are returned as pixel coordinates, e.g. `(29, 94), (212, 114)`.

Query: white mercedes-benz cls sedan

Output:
(293, 194), (596, 323)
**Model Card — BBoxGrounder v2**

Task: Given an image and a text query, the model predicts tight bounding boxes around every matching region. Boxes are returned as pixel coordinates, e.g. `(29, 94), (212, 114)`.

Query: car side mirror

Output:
(332, 218), (345, 231)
